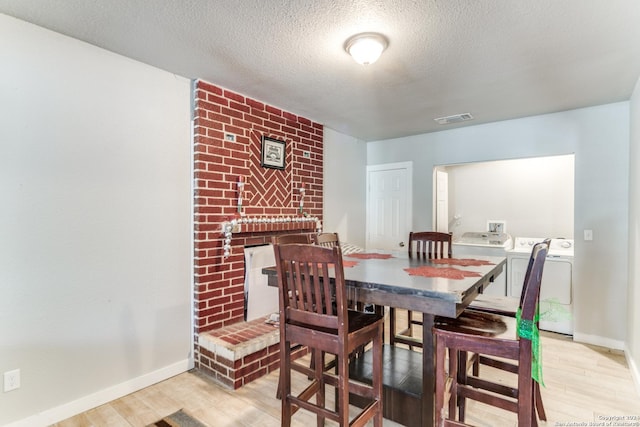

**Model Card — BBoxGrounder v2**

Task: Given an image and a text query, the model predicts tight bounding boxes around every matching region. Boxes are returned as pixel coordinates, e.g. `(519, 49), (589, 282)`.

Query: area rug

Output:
(147, 409), (208, 427)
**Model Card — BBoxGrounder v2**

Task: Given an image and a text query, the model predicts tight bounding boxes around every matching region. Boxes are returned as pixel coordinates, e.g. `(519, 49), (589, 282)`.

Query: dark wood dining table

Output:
(263, 250), (506, 427)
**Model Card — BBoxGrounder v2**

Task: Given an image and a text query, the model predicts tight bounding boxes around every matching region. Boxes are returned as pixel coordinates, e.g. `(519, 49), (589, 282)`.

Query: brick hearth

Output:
(197, 315), (309, 389)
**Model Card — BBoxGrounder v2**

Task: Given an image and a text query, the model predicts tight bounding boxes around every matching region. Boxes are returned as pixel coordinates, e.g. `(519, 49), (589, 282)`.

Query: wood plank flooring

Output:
(54, 331), (640, 426)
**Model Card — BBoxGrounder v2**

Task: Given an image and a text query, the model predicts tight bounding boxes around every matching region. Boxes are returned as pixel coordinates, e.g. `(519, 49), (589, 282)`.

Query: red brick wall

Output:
(193, 79), (324, 337)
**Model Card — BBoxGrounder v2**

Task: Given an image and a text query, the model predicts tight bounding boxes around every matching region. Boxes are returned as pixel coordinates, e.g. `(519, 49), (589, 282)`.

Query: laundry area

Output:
(441, 154), (575, 335)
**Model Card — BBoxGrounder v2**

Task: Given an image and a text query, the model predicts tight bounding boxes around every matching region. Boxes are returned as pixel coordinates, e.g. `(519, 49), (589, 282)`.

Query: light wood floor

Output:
(53, 331), (640, 426)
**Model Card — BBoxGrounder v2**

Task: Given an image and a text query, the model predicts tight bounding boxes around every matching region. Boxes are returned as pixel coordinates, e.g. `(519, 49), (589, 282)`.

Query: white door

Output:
(435, 169), (449, 232)
(366, 162), (412, 250)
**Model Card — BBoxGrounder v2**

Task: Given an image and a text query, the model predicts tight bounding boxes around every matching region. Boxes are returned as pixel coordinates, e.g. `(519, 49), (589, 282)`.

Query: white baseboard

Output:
(6, 359), (190, 427)
(573, 332), (625, 351)
(625, 344), (640, 397)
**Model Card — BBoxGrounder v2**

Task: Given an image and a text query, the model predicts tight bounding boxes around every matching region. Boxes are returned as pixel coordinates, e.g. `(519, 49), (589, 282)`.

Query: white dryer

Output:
(507, 237), (574, 335)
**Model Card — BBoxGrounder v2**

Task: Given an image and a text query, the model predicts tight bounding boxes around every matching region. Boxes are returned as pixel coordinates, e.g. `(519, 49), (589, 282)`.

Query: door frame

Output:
(365, 161), (413, 249)
(433, 167), (449, 232)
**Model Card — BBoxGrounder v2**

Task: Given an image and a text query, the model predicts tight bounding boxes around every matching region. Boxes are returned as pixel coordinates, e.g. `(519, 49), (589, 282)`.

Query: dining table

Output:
(263, 250), (506, 427)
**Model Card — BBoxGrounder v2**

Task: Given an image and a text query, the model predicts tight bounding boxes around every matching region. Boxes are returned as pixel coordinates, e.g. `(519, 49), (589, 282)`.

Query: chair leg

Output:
(314, 348), (325, 427)
(407, 310), (415, 350)
(281, 340), (292, 427)
(517, 352), (534, 426)
(448, 347), (459, 419)
(532, 381), (539, 427)
(276, 344), (299, 400)
(276, 371), (282, 400)
(332, 354), (339, 413)
(338, 350), (350, 426)
(472, 352), (480, 376)
(457, 350), (468, 422)
(435, 335), (447, 424)
(373, 326), (383, 427)
(535, 381), (546, 421)
(389, 307), (397, 345)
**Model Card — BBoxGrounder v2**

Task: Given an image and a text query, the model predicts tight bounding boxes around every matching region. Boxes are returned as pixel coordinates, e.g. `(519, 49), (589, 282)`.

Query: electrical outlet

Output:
(4, 369), (20, 392)
(584, 229), (593, 241)
(303, 151), (310, 158)
(486, 220), (506, 233)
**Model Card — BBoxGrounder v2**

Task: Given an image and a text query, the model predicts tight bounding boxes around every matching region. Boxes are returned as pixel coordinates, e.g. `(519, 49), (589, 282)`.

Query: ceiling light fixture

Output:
(344, 32), (388, 65)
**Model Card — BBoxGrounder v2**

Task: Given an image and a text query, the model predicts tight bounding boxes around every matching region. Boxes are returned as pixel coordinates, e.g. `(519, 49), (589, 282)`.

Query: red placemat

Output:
(430, 258), (495, 267)
(342, 260), (359, 268)
(346, 253), (393, 260)
(404, 266), (481, 280)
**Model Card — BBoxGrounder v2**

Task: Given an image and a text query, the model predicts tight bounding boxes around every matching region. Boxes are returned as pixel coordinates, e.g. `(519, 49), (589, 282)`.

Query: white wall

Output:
(323, 127), (367, 247)
(628, 76), (640, 392)
(368, 104), (630, 348)
(445, 155), (574, 239)
(0, 15), (193, 426)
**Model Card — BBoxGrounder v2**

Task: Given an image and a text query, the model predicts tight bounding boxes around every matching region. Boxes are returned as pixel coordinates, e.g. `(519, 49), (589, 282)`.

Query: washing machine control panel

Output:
(512, 237), (546, 253)
(511, 237), (573, 257)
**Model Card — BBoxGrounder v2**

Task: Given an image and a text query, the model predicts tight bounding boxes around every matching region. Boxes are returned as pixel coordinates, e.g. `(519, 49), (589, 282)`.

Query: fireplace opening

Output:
(244, 243), (279, 322)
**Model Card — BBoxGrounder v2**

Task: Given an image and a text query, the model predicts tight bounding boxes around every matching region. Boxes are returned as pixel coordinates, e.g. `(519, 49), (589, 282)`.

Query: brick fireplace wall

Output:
(193, 80), (324, 385)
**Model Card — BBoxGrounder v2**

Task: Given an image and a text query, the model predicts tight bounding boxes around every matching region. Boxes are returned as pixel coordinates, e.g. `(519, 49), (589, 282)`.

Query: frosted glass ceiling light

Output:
(345, 33), (388, 65)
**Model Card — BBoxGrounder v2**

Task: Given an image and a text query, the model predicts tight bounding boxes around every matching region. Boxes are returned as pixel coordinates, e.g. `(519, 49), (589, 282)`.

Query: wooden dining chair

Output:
(433, 241), (549, 426)
(272, 232), (320, 400)
(389, 231), (453, 349)
(408, 231), (453, 259)
(463, 238), (551, 421)
(274, 243), (384, 427)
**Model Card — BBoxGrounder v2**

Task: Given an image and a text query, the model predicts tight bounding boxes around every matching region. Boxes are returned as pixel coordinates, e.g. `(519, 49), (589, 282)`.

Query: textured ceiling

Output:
(2, 0), (640, 141)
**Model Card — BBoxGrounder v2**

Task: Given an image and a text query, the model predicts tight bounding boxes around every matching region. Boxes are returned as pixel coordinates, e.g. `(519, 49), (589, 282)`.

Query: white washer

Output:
(452, 232), (513, 296)
(507, 237), (574, 335)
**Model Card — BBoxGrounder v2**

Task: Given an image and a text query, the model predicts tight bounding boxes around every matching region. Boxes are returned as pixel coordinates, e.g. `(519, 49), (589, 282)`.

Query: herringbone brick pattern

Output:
(248, 130), (293, 208)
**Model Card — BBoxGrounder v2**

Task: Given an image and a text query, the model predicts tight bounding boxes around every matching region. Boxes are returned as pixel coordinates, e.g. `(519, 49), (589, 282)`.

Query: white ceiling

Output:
(2, 0), (640, 141)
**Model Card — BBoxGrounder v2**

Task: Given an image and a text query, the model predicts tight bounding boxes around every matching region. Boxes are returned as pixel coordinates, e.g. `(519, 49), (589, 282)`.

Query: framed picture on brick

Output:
(261, 136), (286, 170)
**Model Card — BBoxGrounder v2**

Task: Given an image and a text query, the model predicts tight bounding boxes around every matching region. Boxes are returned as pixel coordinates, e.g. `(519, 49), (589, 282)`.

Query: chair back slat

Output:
(313, 232), (340, 248)
(273, 233), (312, 245)
(520, 241), (549, 321)
(274, 243), (344, 331)
(409, 231), (452, 259)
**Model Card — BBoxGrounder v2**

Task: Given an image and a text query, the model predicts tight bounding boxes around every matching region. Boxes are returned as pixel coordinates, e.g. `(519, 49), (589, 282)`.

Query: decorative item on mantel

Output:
(221, 215), (322, 259)
(299, 184), (305, 214)
(234, 215), (319, 225)
(222, 221), (233, 258)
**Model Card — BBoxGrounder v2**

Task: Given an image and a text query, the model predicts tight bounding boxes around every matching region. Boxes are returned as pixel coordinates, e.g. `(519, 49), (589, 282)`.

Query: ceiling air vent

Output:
(434, 113), (474, 125)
